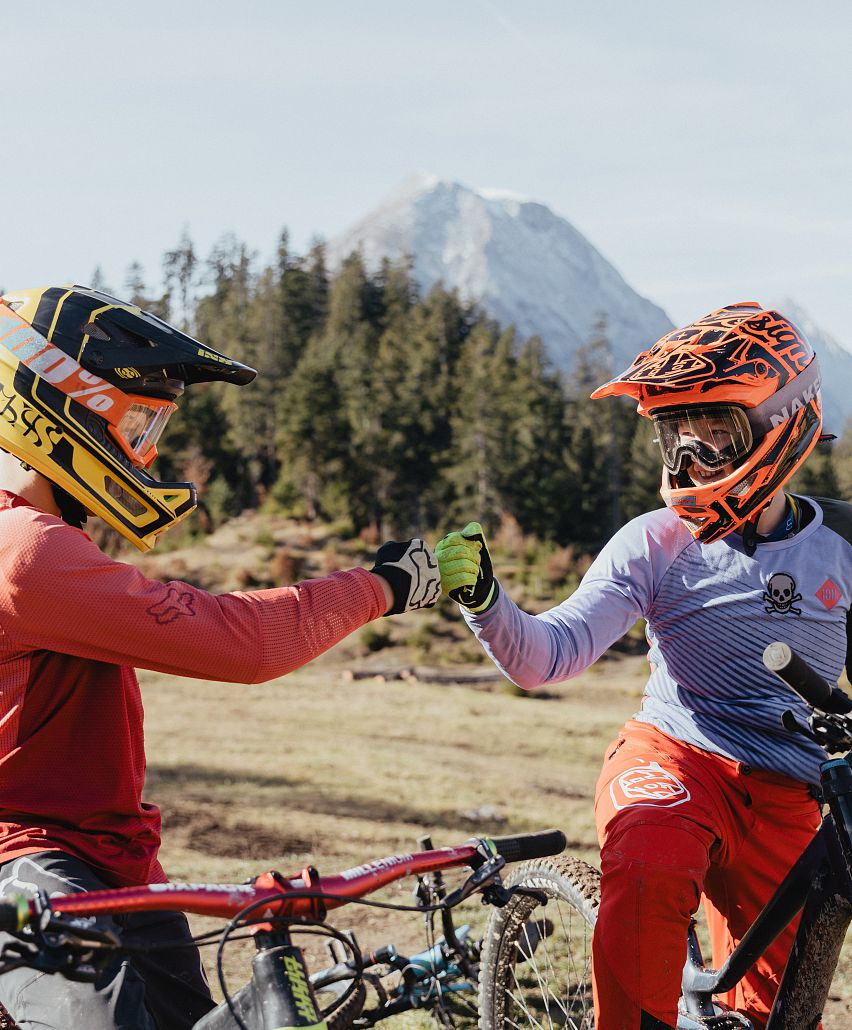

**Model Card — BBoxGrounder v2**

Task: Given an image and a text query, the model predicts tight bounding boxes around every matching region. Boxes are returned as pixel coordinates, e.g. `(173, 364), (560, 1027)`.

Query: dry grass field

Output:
(127, 512), (851, 1026)
(141, 640), (852, 1027)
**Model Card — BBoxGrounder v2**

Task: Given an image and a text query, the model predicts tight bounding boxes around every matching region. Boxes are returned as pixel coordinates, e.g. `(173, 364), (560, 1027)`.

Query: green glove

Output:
(435, 521), (498, 613)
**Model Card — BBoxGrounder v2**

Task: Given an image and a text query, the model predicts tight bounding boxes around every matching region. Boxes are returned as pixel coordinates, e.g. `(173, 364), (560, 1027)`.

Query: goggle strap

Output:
(746, 357), (821, 440)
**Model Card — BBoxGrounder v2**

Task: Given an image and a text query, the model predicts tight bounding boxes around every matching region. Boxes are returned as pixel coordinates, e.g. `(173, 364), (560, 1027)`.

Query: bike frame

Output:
(680, 753), (852, 1029)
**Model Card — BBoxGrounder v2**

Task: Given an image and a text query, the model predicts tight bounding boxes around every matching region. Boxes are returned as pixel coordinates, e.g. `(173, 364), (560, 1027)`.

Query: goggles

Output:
(651, 405), (753, 474)
(110, 394), (177, 468)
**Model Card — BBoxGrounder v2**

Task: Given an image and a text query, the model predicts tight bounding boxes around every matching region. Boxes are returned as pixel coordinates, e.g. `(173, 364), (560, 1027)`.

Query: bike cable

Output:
(217, 895), (366, 1030)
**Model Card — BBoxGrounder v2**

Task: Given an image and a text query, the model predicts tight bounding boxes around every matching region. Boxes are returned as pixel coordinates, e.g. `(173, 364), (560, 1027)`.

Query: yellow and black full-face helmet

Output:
(0, 285), (256, 550)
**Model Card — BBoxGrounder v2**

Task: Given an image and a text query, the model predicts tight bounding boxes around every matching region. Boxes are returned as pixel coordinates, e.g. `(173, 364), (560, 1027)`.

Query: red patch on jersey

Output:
(815, 579), (842, 611)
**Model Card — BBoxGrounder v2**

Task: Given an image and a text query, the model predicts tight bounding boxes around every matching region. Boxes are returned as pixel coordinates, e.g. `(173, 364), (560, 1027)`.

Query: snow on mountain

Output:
(775, 298), (852, 432)
(327, 175), (673, 372)
(327, 175), (850, 431)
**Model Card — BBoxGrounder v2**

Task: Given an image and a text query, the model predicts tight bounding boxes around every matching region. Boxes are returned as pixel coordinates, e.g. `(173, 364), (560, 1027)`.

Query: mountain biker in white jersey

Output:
(436, 302), (851, 1030)
(0, 285), (441, 1029)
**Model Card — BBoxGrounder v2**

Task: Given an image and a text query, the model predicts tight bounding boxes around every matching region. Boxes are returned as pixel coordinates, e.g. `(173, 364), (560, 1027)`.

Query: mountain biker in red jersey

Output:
(0, 286), (441, 1029)
(437, 303), (851, 1030)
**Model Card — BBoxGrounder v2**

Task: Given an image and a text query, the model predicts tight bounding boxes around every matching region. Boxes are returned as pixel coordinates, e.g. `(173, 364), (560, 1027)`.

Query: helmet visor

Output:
(652, 405), (753, 474)
(112, 395), (177, 468)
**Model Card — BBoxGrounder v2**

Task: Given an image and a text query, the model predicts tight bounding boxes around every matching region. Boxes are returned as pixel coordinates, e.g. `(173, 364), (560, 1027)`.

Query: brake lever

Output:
(0, 935), (107, 983)
(441, 854), (506, 909)
(782, 709), (814, 739)
(40, 916), (122, 951)
(810, 713), (852, 754)
(782, 709), (852, 754)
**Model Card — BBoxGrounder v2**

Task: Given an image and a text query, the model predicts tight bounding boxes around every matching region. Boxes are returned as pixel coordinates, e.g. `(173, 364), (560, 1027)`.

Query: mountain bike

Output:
(0, 828), (566, 1030)
(477, 642), (852, 1030)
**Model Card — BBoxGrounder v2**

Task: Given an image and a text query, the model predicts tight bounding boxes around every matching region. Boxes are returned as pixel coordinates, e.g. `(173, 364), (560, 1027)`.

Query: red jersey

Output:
(0, 491), (386, 886)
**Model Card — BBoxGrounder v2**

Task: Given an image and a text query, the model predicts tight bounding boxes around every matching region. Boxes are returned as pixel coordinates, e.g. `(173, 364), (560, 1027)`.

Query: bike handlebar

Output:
(490, 829), (566, 863)
(0, 829), (566, 933)
(763, 642), (852, 715)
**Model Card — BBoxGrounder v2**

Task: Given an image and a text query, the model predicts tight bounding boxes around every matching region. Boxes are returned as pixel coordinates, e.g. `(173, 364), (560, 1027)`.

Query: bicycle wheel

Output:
(479, 856), (600, 1030)
(314, 978), (367, 1030)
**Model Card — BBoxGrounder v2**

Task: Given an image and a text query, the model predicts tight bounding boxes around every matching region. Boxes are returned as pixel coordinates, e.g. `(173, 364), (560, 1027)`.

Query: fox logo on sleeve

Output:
(146, 587), (196, 624)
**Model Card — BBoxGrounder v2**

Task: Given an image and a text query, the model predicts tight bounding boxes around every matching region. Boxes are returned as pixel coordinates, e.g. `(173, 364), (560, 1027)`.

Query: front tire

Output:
(478, 856), (600, 1030)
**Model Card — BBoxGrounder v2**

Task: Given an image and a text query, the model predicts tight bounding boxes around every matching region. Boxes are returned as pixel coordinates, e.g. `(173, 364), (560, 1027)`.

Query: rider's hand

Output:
(435, 522), (498, 614)
(371, 539), (442, 615)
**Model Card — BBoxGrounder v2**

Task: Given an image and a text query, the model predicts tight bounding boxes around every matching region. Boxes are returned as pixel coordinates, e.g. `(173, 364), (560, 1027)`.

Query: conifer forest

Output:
(108, 230), (850, 553)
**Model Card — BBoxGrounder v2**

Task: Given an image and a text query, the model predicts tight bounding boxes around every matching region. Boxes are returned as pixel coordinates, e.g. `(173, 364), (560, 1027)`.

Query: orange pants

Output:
(592, 721), (821, 1030)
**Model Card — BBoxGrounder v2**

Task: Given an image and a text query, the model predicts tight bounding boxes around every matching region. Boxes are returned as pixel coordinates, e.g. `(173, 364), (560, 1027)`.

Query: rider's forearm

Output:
(463, 574), (642, 690)
(0, 511), (388, 683)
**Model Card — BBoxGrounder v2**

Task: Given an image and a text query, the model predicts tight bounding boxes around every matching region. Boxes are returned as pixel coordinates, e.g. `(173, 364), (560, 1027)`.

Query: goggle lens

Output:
(652, 406), (753, 474)
(113, 397), (177, 468)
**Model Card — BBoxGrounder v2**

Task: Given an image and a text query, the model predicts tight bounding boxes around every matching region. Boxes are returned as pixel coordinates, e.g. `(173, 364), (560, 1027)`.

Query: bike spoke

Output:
(498, 897), (595, 1030)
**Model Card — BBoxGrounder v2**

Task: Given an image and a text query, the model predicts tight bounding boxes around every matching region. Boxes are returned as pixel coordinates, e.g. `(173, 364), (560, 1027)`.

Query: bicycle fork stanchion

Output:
(679, 920), (718, 1020)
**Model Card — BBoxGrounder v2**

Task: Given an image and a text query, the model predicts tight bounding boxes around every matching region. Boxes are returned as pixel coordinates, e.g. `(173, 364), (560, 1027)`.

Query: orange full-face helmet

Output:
(592, 302), (823, 544)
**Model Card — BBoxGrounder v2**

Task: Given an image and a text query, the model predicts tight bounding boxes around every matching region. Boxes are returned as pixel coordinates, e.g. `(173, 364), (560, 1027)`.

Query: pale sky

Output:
(3, 1), (851, 343)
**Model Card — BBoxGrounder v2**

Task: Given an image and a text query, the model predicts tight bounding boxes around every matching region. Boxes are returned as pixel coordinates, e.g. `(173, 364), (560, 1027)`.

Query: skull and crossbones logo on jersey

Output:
(763, 572), (803, 615)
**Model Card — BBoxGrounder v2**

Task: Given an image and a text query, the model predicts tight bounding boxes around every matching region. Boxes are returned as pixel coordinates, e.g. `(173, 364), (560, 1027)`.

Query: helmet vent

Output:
(104, 476), (146, 516)
(82, 322), (110, 342)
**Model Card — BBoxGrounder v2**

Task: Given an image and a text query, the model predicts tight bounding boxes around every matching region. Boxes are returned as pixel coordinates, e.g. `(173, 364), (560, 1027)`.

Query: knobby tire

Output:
(319, 979), (368, 1030)
(478, 856), (600, 1030)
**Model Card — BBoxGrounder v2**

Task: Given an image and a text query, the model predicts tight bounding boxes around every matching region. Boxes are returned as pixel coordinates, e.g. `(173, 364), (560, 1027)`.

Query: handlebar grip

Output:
(763, 642), (852, 714)
(489, 829), (567, 864)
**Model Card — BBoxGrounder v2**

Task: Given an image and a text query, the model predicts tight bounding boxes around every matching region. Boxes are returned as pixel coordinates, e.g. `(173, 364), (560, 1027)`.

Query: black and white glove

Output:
(371, 539), (442, 615)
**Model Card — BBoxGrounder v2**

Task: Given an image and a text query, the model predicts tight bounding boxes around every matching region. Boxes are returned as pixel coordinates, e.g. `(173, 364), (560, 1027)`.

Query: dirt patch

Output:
(162, 806), (317, 860)
(187, 818), (314, 860)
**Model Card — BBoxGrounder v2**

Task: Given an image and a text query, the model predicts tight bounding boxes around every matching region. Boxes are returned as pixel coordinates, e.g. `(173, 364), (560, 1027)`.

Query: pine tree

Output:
(791, 441), (842, 498)
(368, 276), (464, 532)
(562, 319), (631, 548)
(123, 262), (170, 319)
(163, 228), (198, 332)
(498, 335), (573, 541)
(834, 420), (852, 500)
(275, 344), (350, 520)
(445, 321), (509, 528)
(622, 419), (664, 520)
(276, 232), (329, 374)
(90, 265), (111, 293)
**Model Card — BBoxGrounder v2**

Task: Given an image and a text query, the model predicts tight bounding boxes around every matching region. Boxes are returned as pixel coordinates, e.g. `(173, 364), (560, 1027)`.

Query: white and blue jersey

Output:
(464, 496), (851, 785)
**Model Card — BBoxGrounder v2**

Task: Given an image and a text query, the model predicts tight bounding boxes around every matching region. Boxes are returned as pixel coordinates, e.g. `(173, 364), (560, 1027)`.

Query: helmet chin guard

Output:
(0, 287), (256, 550)
(592, 302), (823, 543)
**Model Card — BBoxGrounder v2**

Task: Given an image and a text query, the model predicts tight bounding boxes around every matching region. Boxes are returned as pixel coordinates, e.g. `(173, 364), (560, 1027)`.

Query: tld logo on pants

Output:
(610, 761), (691, 810)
